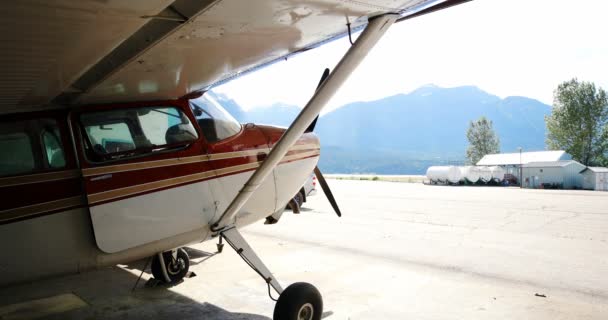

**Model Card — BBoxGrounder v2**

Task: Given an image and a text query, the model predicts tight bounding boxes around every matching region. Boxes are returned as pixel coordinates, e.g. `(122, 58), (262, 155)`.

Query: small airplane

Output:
(0, 1), (470, 319)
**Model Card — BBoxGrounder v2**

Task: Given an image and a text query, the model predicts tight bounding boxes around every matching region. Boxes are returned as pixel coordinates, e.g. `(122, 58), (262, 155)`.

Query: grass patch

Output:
(326, 174), (425, 184)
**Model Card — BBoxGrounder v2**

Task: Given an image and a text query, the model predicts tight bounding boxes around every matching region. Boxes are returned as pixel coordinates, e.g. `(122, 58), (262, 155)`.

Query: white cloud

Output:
(215, 0), (608, 113)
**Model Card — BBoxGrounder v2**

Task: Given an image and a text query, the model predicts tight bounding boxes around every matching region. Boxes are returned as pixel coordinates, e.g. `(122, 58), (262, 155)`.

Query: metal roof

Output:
(580, 167), (608, 173)
(521, 160), (583, 168)
(477, 150), (571, 166)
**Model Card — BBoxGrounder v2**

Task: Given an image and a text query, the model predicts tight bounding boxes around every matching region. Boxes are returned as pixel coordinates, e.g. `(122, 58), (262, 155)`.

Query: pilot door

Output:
(74, 101), (216, 253)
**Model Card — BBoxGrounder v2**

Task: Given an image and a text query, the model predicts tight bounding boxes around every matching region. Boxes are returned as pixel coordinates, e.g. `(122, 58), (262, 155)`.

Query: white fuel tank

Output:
(477, 166), (493, 183)
(426, 166), (461, 184)
(490, 166), (505, 182)
(460, 166), (480, 183)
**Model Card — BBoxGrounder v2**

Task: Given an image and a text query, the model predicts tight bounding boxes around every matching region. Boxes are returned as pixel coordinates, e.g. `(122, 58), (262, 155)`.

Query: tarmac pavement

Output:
(1, 180), (607, 319)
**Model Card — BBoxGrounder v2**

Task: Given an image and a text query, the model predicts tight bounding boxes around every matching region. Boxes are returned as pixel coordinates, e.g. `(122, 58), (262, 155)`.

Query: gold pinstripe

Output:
(0, 143), (320, 220)
(82, 144), (319, 177)
(1, 151), (320, 219)
(0, 196), (85, 222)
(87, 169), (217, 204)
(207, 148), (271, 161)
(0, 170), (81, 188)
(281, 150), (320, 162)
(82, 156), (208, 177)
(87, 151), (320, 204)
(289, 144), (320, 151)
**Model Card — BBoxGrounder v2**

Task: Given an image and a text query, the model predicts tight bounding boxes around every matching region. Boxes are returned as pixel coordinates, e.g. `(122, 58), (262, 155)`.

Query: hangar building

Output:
(580, 167), (608, 191)
(477, 150), (572, 183)
(521, 160), (585, 189)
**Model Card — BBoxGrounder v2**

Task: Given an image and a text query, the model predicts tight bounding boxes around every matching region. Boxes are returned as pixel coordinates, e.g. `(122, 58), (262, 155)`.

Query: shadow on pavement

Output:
(0, 251), (270, 320)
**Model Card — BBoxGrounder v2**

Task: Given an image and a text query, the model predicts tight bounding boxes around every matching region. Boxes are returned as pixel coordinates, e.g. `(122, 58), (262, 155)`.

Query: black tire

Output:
(288, 197), (301, 214)
(294, 191), (304, 207)
(151, 248), (189, 284)
(273, 282), (323, 320)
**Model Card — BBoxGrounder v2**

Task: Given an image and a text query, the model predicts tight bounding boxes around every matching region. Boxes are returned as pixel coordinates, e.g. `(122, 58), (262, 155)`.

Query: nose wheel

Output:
(274, 282), (323, 320)
(219, 227), (324, 320)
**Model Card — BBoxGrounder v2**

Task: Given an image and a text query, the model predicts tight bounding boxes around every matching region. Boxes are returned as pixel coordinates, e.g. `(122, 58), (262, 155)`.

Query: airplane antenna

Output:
(346, 22), (354, 45)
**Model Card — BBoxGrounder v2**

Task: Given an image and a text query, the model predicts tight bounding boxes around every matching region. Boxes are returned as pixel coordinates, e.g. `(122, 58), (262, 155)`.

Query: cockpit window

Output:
(80, 106), (198, 162)
(190, 95), (241, 143)
(0, 118), (66, 177)
(0, 125), (35, 176)
(42, 127), (66, 168)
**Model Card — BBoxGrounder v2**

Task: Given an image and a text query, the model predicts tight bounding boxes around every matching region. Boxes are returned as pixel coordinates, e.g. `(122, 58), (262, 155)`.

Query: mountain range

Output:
(209, 85), (552, 174)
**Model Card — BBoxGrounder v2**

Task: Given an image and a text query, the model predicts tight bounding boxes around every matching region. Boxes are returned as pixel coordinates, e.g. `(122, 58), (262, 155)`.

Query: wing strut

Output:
(211, 14), (399, 231)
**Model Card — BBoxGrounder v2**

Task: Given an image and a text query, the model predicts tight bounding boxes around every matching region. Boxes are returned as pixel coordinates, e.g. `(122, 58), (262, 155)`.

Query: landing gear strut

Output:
(151, 248), (190, 284)
(220, 227), (323, 320)
(217, 235), (224, 253)
(208, 12), (401, 320)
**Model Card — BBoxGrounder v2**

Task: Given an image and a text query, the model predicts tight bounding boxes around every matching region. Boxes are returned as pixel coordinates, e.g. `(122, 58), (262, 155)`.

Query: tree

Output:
(466, 116), (500, 165)
(546, 79), (608, 166)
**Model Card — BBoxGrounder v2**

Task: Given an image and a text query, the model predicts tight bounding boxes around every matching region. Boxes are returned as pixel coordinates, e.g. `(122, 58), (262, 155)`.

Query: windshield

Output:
(190, 95), (241, 143)
(80, 106), (198, 162)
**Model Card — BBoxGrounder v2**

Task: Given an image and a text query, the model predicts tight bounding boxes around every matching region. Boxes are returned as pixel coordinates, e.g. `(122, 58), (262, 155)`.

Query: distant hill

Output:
(316, 85), (550, 156)
(210, 85), (552, 174)
(241, 103), (301, 128)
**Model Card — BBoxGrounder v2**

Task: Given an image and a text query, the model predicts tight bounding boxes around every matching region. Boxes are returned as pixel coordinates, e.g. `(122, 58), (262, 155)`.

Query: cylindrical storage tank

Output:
(490, 166), (505, 182)
(477, 166), (493, 183)
(461, 166), (480, 183)
(426, 166), (441, 183)
(446, 166), (462, 184)
(426, 166), (461, 184)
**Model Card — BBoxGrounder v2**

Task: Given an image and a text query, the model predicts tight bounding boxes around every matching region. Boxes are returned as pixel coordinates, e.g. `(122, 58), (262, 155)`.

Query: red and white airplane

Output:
(0, 1), (469, 319)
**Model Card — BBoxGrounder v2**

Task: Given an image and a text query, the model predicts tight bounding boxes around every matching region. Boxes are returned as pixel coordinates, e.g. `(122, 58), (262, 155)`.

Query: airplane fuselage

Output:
(0, 96), (319, 286)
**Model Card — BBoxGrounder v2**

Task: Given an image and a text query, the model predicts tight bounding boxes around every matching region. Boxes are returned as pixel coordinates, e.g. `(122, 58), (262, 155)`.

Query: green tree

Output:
(466, 116), (500, 165)
(546, 79), (608, 166)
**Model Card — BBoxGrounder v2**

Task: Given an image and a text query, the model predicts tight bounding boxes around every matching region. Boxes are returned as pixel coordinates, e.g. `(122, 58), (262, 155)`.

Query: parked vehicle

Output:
(288, 173), (316, 213)
(303, 172), (317, 198)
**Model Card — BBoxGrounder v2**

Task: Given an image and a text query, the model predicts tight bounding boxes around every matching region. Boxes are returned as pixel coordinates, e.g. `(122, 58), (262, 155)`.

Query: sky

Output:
(214, 0), (608, 114)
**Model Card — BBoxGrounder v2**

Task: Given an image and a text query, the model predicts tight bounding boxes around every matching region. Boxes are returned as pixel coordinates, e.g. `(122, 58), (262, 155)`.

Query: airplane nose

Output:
(255, 124), (320, 152)
(296, 132), (320, 158)
(303, 132), (320, 150)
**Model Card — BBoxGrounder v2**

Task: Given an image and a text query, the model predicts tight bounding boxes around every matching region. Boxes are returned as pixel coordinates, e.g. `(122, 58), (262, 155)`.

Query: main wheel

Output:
(273, 282), (322, 320)
(151, 248), (190, 284)
(294, 191), (304, 207)
(288, 197), (301, 214)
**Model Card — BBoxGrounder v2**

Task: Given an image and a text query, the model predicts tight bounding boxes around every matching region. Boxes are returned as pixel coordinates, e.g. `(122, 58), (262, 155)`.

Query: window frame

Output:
(0, 115), (71, 178)
(189, 98), (243, 144)
(0, 129), (37, 177)
(40, 125), (67, 169)
(77, 104), (201, 164)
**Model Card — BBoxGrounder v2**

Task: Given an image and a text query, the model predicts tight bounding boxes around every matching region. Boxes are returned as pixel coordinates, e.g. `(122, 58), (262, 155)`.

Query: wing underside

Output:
(0, 0), (451, 114)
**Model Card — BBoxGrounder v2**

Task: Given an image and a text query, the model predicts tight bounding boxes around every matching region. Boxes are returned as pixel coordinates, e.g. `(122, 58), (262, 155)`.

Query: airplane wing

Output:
(0, 0), (467, 115)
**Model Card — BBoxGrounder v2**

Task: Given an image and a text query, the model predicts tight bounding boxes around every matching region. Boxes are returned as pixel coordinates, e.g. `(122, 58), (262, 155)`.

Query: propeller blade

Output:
(314, 166), (342, 217)
(305, 68), (331, 133)
(308, 70), (337, 214)
(316, 68), (331, 89)
(306, 116), (319, 134)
